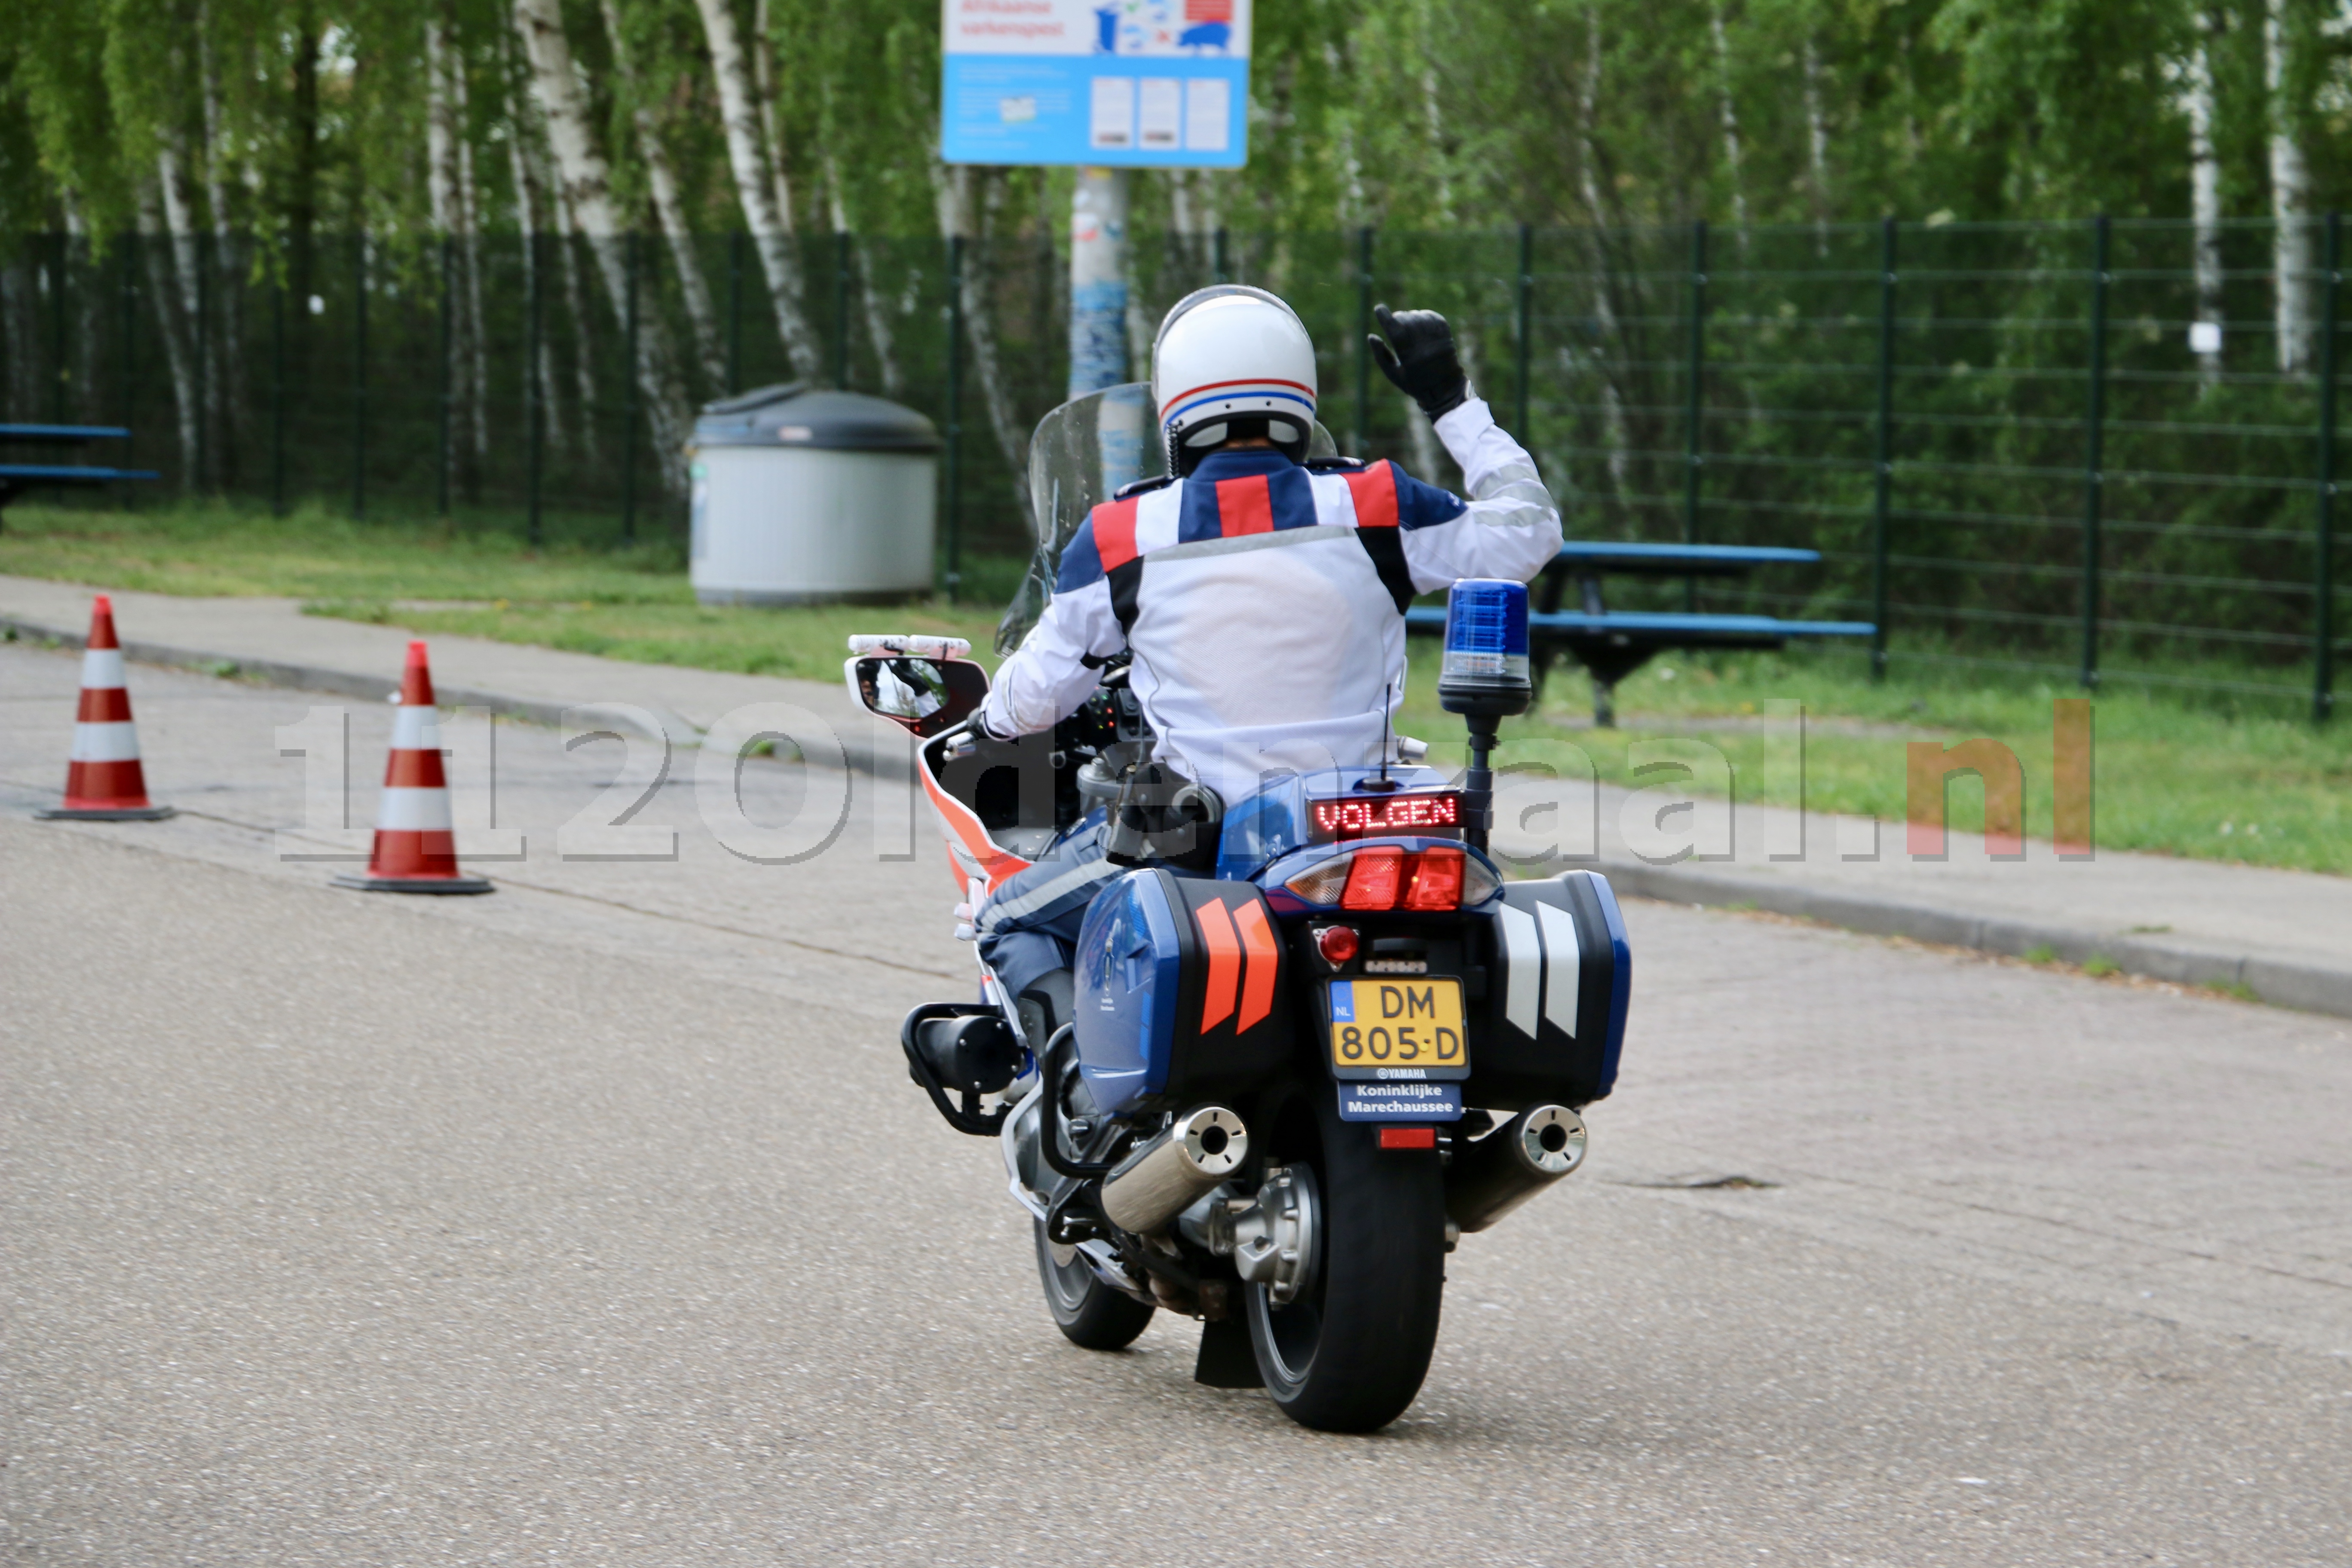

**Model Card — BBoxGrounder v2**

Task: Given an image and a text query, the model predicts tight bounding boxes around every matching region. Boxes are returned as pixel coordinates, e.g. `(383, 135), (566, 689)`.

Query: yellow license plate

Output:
(1327, 979), (1469, 1078)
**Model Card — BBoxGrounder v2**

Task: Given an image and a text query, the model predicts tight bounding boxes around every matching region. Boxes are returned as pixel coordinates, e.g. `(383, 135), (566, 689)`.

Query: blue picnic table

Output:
(1406, 540), (1874, 726)
(0, 425), (157, 520)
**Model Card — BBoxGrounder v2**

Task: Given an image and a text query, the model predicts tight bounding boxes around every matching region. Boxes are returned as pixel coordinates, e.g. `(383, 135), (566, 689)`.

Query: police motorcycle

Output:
(848, 384), (1631, 1433)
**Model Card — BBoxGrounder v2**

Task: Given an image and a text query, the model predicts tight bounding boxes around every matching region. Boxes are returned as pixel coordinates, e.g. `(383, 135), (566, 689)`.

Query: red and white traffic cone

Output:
(37, 595), (175, 822)
(334, 640), (493, 894)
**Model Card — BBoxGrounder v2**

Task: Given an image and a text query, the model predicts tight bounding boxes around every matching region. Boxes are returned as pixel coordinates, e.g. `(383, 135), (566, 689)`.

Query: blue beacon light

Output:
(1437, 578), (1534, 718)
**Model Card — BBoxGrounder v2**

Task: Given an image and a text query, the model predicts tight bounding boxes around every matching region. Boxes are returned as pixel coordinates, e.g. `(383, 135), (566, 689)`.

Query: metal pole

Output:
(622, 229), (640, 544)
(438, 234), (453, 518)
(1354, 225), (1374, 455)
(1871, 216), (1898, 680)
(1683, 219), (1709, 611)
(1213, 226), (1230, 285)
(272, 273), (287, 517)
(2080, 214), (2110, 690)
(351, 233), (366, 520)
(527, 232), (544, 548)
(2316, 211), (2341, 724)
(726, 230), (744, 394)
(51, 230), (68, 423)
(943, 233), (965, 600)
(1514, 221), (1533, 438)
(833, 229), (851, 388)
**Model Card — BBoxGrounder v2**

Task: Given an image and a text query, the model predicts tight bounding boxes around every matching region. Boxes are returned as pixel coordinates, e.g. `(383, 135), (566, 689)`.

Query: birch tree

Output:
(503, 79), (570, 456)
(1577, 5), (1631, 497)
(424, 11), (483, 492)
(934, 162), (1035, 536)
(136, 178), (201, 482)
(2180, 7), (2224, 386)
(1801, 36), (1832, 256)
(1707, 3), (1751, 254)
(451, 33), (493, 471)
(511, 0), (692, 489)
(2264, 0), (2311, 372)
(153, 133), (213, 483)
(689, 0), (820, 377)
(196, 7), (246, 466)
(596, 0), (726, 393)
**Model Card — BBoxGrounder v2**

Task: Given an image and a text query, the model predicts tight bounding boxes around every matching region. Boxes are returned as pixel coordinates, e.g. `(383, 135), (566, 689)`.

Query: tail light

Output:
(1285, 844), (1499, 911)
(1341, 847), (1406, 910)
(1402, 846), (1464, 910)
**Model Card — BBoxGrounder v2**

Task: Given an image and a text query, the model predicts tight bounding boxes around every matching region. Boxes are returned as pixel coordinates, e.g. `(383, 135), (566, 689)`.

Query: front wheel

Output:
(1246, 1090), (1447, 1432)
(1034, 1219), (1155, 1350)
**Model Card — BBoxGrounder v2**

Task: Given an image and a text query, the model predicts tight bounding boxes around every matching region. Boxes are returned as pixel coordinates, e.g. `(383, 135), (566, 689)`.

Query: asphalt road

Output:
(3, 643), (2349, 1565)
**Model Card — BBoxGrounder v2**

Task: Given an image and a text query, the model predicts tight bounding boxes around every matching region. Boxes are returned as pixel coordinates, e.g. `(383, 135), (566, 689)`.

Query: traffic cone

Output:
(333, 640), (493, 895)
(37, 595), (175, 821)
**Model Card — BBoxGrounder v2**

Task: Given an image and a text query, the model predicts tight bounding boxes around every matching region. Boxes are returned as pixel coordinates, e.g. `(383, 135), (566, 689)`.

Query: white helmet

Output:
(1150, 286), (1318, 475)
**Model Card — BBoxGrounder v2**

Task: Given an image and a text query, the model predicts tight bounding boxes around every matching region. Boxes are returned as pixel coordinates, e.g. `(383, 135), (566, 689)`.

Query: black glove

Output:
(1368, 303), (1470, 420)
(963, 708), (1029, 765)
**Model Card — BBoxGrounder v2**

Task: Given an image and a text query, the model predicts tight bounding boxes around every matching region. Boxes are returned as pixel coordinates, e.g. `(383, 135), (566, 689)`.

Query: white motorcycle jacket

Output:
(980, 396), (1564, 805)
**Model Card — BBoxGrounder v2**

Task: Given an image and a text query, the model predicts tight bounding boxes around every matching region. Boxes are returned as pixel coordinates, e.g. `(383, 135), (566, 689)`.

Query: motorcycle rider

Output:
(971, 287), (1564, 1038)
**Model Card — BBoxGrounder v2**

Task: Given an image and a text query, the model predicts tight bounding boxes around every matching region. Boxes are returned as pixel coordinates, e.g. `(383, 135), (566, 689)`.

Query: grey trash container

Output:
(687, 383), (943, 606)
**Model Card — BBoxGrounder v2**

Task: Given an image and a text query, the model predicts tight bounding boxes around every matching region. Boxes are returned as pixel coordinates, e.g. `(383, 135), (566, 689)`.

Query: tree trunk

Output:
(425, 18), (460, 234)
(0, 260), (36, 420)
(154, 139), (213, 487)
(936, 164), (1035, 536)
(197, 11), (246, 469)
(504, 91), (569, 456)
(1708, 3), (1750, 254)
(1577, 7), (1632, 498)
(451, 40), (493, 472)
(2265, 0), (2311, 373)
(595, 0), (725, 392)
(511, 0), (692, 491)
(824, 153), (902, 398)
(1802, 37), (1832, 258)
(62, 198), (102, 423)
(138, 180), (202, 484)
(426, 13), (465, 488)
(2184, 12), (2224, 388)
(545, 162), (607, 460)
(691, 0), (820, 378)
(750, 0), (796, 233)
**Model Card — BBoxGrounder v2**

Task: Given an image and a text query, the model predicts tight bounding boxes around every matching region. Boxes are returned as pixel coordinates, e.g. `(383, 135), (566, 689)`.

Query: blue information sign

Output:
(941, 1), (1252, 168)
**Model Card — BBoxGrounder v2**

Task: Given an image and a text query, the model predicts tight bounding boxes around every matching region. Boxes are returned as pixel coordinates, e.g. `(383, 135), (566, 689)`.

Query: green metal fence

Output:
(1, 217), (2343, 717)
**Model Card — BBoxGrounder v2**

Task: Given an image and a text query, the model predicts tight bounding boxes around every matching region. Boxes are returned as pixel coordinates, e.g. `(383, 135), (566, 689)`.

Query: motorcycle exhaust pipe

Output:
(1446, 1106), (1587, 1234)
(1099, 1106), (1249, 1234)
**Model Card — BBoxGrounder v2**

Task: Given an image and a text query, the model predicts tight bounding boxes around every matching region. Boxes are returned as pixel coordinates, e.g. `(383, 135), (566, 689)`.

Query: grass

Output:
(0, 498), (1009, 683)
(1398, 638), (2352, 876)
(6, 497), (2348, 874)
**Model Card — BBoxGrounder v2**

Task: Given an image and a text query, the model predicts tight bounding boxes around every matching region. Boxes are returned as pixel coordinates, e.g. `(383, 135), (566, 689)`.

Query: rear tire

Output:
(1034, 1219), (1156, 1350)
(1246, 1090), (1447, 1432)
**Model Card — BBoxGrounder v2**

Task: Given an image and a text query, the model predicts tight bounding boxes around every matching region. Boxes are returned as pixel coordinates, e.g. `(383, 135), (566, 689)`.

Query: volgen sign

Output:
(940, 0), (1253, 168)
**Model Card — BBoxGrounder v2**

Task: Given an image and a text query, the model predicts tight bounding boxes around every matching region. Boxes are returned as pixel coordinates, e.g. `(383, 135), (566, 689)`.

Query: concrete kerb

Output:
(0, 609), (896, 777)
(1596, 858), (2352, 1019)
(12, 604), (2348, 1021)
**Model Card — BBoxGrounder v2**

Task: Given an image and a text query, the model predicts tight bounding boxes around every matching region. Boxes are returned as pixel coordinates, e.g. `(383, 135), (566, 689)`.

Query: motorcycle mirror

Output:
(849, 655), (990, 738)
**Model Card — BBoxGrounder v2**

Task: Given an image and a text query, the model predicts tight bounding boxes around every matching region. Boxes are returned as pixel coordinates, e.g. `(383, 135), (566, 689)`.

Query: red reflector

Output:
(1402, 845), (1465, 910)
(1340, 846), (1406, 910)
(1315, 924), (1360, 964)
(1378, 1126), (1437, 1150)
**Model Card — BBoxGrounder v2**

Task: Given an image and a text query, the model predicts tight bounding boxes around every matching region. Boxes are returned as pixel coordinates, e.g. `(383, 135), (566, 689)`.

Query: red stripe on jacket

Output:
(1214, 474), (1274, 536)
(1341, 461), (1400, 529)
(1093, 496), (1142, 570)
